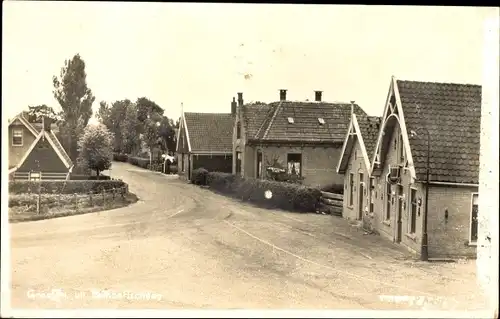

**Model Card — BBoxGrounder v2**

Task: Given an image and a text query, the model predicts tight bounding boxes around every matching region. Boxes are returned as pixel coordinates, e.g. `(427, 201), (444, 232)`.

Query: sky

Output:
(2, 3), (496, 124)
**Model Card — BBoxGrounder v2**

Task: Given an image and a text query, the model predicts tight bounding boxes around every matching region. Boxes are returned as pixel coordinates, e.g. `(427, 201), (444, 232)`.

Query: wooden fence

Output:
(318, 191), (343, 216)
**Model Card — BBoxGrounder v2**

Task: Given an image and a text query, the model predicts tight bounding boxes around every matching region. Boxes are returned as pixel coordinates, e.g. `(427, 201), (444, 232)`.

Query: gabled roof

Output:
(371, 76), (481, 185)
(14, 129), (73, 172)
(336, 114), (382, 173)
(241, 101), (367, 144)
(397, 79), (481, 184)
(9, 111), (59, 135)
(183, 112), (234, 153)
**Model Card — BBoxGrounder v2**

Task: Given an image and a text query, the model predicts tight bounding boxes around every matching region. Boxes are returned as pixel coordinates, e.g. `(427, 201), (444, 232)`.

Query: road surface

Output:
(9, 162), (488, 311)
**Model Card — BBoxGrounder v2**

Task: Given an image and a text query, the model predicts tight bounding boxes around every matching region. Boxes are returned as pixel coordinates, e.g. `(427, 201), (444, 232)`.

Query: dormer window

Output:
(318, 118), (325, 125)
(287, 117), (294, 124)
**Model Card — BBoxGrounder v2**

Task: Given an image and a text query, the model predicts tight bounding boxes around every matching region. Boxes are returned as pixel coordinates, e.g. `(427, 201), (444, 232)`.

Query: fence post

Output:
(113, 188), (116, 200)
(74, 193), (78, 210)
(37, 193), (41, 215)
(89, 191), (93, 206)
(102, 189), (105, 205)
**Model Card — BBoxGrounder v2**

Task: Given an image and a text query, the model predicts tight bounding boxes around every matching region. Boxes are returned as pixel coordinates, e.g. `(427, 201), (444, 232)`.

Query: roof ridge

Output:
(397, 79), (482, 87)
(262, 101), (283, 140)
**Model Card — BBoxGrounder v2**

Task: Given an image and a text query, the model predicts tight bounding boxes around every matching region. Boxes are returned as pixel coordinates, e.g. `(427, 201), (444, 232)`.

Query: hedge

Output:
(9, 179), (127, 194)
(127, 156), (150, 169)
(191, 168), (208, 185)
(321, 183), (344, 195)
(205, 172), (321, 213)
(113, 153), (129, 162)
(70, 174), (111, 181)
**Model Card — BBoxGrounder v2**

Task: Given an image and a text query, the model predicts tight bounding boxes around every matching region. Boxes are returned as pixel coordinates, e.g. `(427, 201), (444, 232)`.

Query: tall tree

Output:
(136, 97), (164, 125)
(27, 105), (60, 122)
(122, 102), (141, 154)
(158, 116), (177, 154)
(77, 124), (114, 176)
(53, 53), (96, 162)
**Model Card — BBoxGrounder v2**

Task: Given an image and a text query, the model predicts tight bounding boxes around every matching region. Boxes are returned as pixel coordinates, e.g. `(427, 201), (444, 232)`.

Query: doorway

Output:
(396, 184), (403, 242)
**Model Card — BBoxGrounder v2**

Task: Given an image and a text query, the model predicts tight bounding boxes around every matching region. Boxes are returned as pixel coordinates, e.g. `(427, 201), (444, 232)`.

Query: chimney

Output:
(42, 116), (52, 132)
(315, 91), (322, 102)
(237, 92), (244, 107)
(279, 89), (287, 101)
(231, 97), (237, 115)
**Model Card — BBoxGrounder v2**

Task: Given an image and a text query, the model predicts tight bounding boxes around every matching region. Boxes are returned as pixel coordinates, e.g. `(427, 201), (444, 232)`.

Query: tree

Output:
(27, 105), (61, 122)
(122, 102), (141, 154)
(53, 53), (96, 162)
(158, 116), (177, 153)
(136, 97), (164, 125)
(77, 124), (114, 176)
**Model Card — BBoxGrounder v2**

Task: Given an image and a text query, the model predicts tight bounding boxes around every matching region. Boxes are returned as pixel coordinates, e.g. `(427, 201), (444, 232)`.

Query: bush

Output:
(321, 183), (344, 194)
(191, 168), (209, 185)
(205, 172), (321, 213)
(127, 156), (150, 169)
(169, 165), (178, 174)
(70, 174), (111, 181)
(113, 153), (129, 162)
(9, 180), (127, 194)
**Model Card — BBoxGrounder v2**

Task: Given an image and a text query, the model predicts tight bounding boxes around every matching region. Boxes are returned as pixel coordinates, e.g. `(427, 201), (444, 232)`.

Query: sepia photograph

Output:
(1, 2), (498, 318)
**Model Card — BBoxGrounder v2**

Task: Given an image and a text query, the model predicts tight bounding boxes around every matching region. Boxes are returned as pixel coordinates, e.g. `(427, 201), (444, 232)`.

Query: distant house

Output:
(369, 76), (481, 258)
(9, 112), (73, 180)
(176, 110), (234, 180)
(336, 110), (382, 231)
(233, 90), (367, 188)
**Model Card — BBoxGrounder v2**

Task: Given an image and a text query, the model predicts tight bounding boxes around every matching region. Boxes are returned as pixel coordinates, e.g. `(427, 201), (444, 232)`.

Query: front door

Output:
(396, 185), (403, 242)
(358, 173), (364, 220)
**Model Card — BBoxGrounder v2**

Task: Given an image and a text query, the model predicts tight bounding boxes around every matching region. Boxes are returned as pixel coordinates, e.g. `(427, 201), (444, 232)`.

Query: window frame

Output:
(29, 171), (41, 181)
(12, 128), (23, 146)
(256, 151), (262, 178)
(469, 193), (479, 244)
(286, 153), (302, 177)
(408, 187), (418, 234)
(236, 121), (241, 139)
(369, 177), (375, 213)
(385, 182), (391, 221)
(236, 151), (242, 174)
(349, 172), (354, 207)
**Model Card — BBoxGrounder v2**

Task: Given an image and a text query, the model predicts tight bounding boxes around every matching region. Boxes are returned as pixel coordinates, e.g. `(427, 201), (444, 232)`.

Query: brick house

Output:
(232, 90), (367, 189)
(368, 76), (481, 258)
(8, 112), (73, 180)
(176, 110), (234, 180)
(336, 110), (382, 231)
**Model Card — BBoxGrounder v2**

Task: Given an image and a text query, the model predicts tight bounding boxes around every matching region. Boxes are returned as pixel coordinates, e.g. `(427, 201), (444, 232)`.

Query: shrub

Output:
(113, 153), (129, 162)
(9, 180), (127, 194)
(70, 174), (111, 181)
(127, 156), (150, 169)
(206, 172), (320, 213)
(191, 168), (209, 185)
(169, 165), (178, 174)
(321, 183), (344, 194)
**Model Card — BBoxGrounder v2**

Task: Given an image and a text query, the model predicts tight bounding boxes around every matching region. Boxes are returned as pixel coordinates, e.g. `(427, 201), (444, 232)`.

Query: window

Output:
(409, 188), (417, 233)
(181, 154), (185, 172)
(256, 151), (262, 178)
(369, 177), (375, 213)
(29, 172), (41, 181)
(399, 134), (405, 162)
(236, 152), (242, 174)
(12, 129), (23, 146)
(318, 118), (325, 125)
(470, 194), (479, 243)
(287, 117), (294, 124)
(236, 121), (241, 139)
(349, 173), (354, 206)
(287, 153), (302, 176)
(385, 182), (391, 220)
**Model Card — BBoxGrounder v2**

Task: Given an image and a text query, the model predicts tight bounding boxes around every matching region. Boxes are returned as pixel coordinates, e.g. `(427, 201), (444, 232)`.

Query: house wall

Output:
(17, 138), (67, 173)
(372, 122), (424, 255)
(342, 141), (371, 222)
(247, 144), (343, 188)
(427, 185), (478, 258)
(192, 154), (233, 173)
(9, 121), (37, 168)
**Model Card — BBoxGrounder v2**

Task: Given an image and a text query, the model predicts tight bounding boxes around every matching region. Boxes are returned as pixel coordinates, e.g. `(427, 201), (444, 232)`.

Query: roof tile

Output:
(184, 112), (234, 153)
(397, 80), (481, 184)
